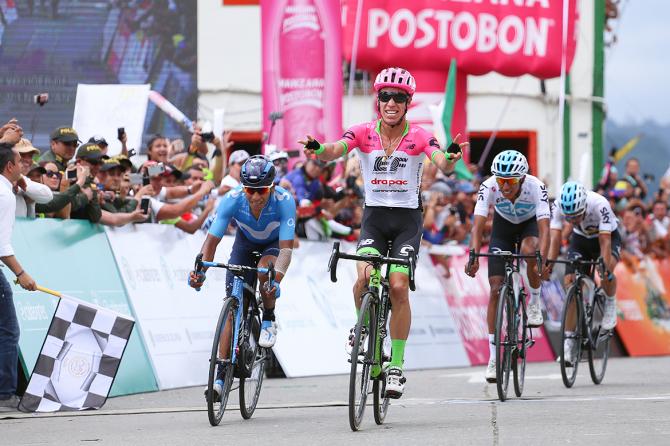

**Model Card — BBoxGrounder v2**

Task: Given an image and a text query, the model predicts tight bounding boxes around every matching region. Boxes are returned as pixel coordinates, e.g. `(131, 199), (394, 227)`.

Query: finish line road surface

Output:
(2, 357), (669, 445)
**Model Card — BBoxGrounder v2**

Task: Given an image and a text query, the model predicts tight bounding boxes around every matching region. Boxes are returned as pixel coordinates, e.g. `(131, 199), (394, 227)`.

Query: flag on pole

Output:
(429, 59), (473, 181)
(19, 294), (134, 412)
(613, 135), (641, 163)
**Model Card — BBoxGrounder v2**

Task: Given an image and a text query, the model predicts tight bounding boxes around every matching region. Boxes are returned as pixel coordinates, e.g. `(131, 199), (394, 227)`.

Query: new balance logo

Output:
(359, 239), (375, 246)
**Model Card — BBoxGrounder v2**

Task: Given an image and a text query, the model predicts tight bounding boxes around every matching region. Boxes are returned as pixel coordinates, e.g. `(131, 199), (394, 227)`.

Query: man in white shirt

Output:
(219, 149), (250, 194)
(14, 138), (53, 218)
(0, 138), (38, 412)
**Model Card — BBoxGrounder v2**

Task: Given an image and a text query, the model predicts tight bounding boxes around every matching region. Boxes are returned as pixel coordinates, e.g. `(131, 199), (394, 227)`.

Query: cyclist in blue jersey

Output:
(189, 155), (296, 353)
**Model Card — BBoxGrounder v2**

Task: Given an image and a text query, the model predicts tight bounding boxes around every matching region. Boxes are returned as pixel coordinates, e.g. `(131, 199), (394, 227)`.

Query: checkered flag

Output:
(19, 296), (135, 412)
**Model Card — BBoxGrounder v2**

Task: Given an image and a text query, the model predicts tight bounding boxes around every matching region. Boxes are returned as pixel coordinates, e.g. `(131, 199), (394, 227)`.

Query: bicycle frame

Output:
(199, 258), (274, 366)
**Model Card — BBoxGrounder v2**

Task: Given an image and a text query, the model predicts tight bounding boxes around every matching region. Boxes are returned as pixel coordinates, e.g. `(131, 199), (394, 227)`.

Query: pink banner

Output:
(343, 0), (578, 79)
(261, 0), (343, 165)
(434, 252), (555, 365)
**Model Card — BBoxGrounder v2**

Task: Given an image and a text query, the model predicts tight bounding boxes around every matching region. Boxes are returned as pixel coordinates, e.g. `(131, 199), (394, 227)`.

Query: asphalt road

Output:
(2, 356), (670, 445)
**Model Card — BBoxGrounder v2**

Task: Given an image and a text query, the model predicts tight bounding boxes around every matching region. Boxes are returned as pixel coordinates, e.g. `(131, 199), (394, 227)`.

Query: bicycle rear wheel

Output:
(240, 316), (265, 419)
(207, 298), (237, 426)
(349, 292), (376, 431)
(588, 290), (611, 384)
(495, 285), (513, 402)
(560, 286), (583, 388)
(513, 294), (528, 397)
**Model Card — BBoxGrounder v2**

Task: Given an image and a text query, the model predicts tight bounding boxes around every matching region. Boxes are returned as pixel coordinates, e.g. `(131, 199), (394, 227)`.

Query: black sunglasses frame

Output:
(378, 91), (409, 104)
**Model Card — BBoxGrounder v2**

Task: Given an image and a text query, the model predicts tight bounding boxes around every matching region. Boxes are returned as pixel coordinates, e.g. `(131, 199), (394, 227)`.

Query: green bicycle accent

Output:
(328, 241), (416, 431)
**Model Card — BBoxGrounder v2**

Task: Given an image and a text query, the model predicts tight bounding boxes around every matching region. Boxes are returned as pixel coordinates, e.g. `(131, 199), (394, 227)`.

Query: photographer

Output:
(12, 137), (53, 218)
(623, 157), (649, 200)
(35, 163), (89, 219)
(97, 159), (138, 214)
(423, 183), (468, 278)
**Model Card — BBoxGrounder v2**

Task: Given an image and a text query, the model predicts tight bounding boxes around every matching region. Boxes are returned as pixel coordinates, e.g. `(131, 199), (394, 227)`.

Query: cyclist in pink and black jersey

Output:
(299, 67), (468, 399)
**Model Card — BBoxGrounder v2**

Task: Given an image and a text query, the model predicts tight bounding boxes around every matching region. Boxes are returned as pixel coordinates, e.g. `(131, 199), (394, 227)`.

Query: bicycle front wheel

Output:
(513, 294), (528, 397)
(349, 292), (376, 431)
(560, 286), (583, 388)
(240, 316), (266, 419)
(207, 298), (237, 426)
(495, 285), (513, 402)
(588, 291), (611, 384)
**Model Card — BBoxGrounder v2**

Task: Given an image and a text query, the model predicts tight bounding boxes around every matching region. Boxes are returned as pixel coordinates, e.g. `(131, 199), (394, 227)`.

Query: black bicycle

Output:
(194, 253), (274, 426)
(328, 241), (415, 431)
(547, 256), (612, 388)
(468, 249), (540, 401)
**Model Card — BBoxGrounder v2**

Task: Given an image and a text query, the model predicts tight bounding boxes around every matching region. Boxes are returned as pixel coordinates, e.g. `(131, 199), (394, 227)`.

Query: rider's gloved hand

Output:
(264, 279), (281, 298)
(188, 270), (206, 291)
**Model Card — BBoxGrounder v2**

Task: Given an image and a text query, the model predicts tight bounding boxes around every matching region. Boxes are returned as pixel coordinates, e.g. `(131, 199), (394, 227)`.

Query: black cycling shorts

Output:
(488, 212), (539, 277)
(357, 206), (423, 273)
(565, 229), (622, 275)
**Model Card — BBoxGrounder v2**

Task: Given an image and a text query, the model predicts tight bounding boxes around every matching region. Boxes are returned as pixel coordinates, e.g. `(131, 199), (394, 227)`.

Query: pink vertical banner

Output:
(261, 0), (343, 167)
(435, 252), (555, 366)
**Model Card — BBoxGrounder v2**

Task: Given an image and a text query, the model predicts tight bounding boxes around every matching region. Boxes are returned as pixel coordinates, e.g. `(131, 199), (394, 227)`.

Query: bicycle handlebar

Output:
(194, 254), (276, 292)
(546, 256), (609, 280)
(468, 249), (543, 273)
(328, 241), (416, 292)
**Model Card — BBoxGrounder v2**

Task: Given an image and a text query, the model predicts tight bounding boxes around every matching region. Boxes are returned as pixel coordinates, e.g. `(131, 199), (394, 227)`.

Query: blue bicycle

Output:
(194, 253), (275, 426)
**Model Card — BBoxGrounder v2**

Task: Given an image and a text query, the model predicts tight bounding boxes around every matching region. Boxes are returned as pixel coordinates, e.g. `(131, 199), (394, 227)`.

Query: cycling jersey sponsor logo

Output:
(342, 130), (355, 141)
(359, 238), (374, 246)
(428, 137), (440, 148)
(370, 178), (408, 185)
(372, 156), (407, 173)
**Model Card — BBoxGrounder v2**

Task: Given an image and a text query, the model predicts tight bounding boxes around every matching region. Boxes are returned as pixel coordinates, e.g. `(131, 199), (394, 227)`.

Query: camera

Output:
(33, 93), (49, 107)
(129, 173), (144, 185)
(200, 131), (215, 143)
(147, 163), (165, 177)
(117, 127), (125, 140)
(127, 148), (137, 158)
(66, 169), (77, 181)
(140, 197), (151, 215)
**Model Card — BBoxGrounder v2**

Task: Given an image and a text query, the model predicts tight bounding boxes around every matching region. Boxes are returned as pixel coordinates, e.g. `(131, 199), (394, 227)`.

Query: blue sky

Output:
(605, 0), (670, 125)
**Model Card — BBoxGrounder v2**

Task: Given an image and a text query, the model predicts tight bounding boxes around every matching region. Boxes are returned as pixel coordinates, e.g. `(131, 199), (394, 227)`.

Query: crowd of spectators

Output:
(2, 117), (668, 274)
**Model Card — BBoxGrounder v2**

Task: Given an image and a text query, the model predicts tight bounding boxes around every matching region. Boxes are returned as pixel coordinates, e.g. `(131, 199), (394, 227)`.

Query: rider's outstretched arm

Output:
(299, 134), (348, 162)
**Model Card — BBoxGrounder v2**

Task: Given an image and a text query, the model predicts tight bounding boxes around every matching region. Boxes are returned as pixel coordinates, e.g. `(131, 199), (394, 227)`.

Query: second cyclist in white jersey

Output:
(547, 181), (621, 365)
(465, 150), (551, 383)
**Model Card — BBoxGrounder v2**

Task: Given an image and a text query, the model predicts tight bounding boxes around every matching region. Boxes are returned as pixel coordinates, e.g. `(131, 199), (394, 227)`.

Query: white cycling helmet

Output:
(374, 67), (416, 96)
(559, 181), (588, 216)
(491, 150), (529, 178)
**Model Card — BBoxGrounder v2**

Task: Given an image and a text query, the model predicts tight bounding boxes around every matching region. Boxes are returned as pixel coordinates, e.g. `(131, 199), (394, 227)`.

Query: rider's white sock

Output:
(488, 333), (495, 360)
(528, 285), (541, 306)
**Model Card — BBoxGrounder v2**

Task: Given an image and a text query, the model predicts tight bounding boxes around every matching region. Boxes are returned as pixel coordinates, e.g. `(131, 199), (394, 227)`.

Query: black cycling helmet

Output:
(241, 155), (275, 187)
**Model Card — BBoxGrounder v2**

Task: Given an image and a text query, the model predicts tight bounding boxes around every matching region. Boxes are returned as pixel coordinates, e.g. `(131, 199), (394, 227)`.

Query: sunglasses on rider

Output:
(243, 186), (272, 196)
(378, 91), (409, 104)
(495, 177), (521, 187)
(45, 171), (62, 179)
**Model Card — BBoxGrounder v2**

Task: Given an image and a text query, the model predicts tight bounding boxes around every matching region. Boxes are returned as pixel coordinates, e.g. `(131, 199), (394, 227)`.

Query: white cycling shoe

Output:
(563, 338), (577, 367)
(384, 366), (406, 399)
(345, 326), (367, 356)
(259, 321), (278, 348)
(601, 298), (618, 330)
(485, 358), (497, 383)
(527, 301), (544, 327)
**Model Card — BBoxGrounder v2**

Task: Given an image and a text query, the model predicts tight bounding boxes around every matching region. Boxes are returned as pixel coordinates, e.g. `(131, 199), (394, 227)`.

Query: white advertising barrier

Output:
(105, 225), (233, 389)
(106, 225), (470, 383)
(274, 240), (470, 377)
(73, 84), (150, 156)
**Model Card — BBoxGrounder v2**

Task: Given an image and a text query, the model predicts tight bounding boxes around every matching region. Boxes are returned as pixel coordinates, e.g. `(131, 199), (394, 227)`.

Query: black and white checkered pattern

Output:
(19, 297), (134, 412)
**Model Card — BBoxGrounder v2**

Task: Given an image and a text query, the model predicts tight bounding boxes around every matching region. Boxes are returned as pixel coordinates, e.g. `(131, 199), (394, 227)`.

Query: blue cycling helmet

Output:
(241, 155), (276, 187)
(559, 181), (587, 216)
(491, 150), (528, 178)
